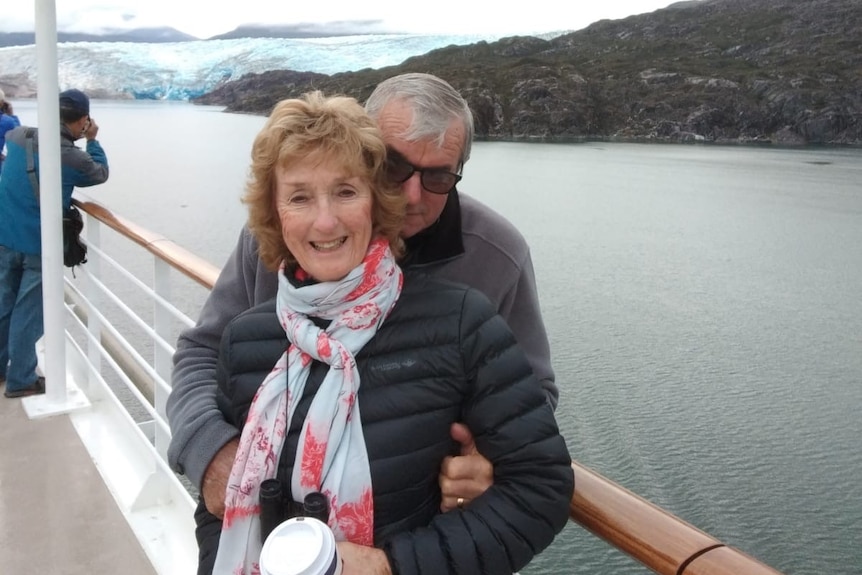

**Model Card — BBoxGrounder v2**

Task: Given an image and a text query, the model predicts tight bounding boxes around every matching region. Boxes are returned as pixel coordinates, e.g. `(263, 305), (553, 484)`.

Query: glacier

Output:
(0, 34), (507, 101)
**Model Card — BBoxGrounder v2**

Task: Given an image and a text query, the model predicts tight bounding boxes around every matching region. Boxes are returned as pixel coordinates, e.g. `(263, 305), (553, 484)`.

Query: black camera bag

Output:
(62, 206), (88, 268)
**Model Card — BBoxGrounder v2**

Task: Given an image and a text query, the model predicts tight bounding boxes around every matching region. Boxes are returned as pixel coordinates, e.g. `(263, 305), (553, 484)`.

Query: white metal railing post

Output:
(153, 257), (173, 460)
(85, 216), (103, 386)
(35, 0), (66, 404)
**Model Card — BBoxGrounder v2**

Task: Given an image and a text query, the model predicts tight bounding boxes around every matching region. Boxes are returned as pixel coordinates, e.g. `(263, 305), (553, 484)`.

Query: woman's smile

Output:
(310, 237), (347, 251)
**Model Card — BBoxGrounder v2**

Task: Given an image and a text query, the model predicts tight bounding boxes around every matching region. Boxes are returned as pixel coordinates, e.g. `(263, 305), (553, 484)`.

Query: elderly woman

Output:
(204, 91), (573, 575)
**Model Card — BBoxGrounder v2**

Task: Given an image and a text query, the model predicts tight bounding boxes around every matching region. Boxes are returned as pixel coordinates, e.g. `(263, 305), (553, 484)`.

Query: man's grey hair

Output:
(365, 73), (474, 169)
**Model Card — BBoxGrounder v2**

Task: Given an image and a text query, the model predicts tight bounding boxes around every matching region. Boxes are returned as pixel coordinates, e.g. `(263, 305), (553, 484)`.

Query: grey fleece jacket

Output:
(166, 191), (557, 489)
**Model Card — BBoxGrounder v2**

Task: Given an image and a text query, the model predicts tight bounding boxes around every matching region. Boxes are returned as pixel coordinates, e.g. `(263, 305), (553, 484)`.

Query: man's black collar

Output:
(60, 124), (78, 143)
(401, 189), (465, 268)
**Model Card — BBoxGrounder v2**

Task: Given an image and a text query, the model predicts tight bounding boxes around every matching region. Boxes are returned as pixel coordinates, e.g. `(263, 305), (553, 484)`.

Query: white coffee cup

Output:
(260, 516), (342, 575)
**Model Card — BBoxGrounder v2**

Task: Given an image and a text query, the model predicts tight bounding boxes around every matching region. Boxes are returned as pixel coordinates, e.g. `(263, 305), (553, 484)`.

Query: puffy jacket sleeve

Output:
(167, 226), (267, 488)
(383, 288), (574, 574)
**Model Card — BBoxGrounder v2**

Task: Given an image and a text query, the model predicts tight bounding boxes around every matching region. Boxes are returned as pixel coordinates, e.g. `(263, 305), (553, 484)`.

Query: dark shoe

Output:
(4, 377), (46, 398)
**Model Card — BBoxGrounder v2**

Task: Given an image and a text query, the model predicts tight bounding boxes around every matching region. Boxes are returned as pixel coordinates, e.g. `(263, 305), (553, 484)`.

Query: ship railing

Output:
(59, 193), (784, 575)
(36, 191), (218, 575)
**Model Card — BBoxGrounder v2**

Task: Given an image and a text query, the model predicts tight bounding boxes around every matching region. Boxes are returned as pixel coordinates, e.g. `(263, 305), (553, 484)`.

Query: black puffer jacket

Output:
(215, 270), (573, 574)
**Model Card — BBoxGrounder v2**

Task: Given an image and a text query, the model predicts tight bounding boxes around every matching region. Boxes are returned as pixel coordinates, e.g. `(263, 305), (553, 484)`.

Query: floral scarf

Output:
(213, 237), (403, 574)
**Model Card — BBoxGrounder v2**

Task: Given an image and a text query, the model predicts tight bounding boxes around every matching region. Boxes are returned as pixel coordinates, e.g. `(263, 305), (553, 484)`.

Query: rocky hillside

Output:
(194, 0), (862, 145)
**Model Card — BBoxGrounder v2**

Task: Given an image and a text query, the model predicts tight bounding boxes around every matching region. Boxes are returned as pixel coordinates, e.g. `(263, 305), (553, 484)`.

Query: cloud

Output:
(4, 1), (688, 39)
(56, 5), (143, 34)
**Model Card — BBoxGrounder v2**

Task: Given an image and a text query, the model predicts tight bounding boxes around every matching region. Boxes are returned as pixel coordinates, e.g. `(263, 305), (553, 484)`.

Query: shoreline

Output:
(474, 134), (862, 149)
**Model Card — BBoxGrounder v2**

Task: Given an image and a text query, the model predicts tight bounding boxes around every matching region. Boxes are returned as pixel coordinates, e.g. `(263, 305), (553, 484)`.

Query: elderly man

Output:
(0, 89), (108, 398)
(166, 73), (558, 573)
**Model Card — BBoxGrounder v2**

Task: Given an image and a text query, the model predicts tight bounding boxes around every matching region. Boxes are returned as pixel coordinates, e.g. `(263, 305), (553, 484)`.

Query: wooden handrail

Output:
(73, 193), (784, 575)
(73, 192), (220, 289)
(570, 461), (784, 574)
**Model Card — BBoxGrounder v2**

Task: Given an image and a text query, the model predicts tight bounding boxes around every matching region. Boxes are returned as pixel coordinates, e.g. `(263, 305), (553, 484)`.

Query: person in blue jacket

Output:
(0, 88), (22, 175)
(0, 89), (109, 398)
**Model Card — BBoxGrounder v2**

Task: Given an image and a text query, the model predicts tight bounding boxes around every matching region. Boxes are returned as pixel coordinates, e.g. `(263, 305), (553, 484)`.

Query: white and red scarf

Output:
(213, 237), (403, 575)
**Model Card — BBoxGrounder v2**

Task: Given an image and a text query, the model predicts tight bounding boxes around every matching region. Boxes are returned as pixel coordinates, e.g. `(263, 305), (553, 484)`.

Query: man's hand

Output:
(84, 117), (100, 141)
(337, 542), (392, 575)
(438, 423), (494, 512)
(202, 438), (239, 518)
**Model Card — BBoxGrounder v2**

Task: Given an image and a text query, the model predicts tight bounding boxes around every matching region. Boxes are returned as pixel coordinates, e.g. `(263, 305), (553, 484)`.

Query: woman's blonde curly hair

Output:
(243, 91), (405, 271)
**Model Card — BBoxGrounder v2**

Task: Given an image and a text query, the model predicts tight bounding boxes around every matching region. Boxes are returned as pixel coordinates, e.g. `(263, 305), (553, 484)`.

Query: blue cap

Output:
(59, 89), (90, 115)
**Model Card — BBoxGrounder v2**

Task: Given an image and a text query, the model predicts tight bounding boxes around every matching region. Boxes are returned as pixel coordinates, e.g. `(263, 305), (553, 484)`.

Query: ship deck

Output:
(0, 394), (156, 574)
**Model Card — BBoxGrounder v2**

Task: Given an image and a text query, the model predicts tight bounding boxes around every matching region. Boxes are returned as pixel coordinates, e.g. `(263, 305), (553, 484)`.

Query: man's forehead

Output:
(385, 135), (462, 168)
(377, 101), (464, 144)
(383, 124), (464, 168)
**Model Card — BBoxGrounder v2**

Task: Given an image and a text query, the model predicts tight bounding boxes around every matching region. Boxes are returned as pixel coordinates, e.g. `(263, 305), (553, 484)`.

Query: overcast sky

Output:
(6, 1), (692, 39)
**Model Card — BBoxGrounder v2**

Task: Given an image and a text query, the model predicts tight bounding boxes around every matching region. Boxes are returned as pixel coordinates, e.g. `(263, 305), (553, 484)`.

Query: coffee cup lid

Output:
(260, 517), (339, 575)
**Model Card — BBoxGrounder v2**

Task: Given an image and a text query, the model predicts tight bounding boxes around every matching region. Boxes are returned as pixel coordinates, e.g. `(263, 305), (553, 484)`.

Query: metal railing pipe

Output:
(73, 194), (785, 575)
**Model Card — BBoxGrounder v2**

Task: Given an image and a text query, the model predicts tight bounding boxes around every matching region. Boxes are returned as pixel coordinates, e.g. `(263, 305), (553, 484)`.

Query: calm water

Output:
(14, 101), (862, 574)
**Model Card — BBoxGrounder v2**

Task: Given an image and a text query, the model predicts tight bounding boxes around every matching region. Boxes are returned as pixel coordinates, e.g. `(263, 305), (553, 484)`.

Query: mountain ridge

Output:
(194, 0), (862, 146)
(0, 21), (423, 47)
(0, 27), (197, 47)
(0, 34), (504, 101)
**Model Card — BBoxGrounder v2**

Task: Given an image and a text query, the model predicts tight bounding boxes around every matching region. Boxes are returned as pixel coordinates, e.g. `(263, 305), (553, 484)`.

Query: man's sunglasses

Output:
(385, 150), (462, 195)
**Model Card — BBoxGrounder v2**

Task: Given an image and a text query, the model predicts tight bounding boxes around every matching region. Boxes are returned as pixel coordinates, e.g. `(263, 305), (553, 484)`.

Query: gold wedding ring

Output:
(456, 497), (465, 509)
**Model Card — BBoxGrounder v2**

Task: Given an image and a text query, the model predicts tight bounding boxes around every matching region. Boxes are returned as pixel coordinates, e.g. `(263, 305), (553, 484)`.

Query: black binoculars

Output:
(259, 478), (330, 544)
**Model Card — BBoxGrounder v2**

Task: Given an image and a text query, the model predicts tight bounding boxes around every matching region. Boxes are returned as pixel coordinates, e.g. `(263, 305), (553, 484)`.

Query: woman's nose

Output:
(313, 201), (339, 231)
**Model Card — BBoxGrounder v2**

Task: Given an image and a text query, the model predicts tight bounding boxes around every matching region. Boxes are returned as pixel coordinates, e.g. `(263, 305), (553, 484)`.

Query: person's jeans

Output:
(0, 246), (44, 392)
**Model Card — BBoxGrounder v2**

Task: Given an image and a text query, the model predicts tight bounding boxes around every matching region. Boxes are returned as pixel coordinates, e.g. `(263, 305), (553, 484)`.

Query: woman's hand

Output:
(337, 542), (392, 575)
(438, 423), (494, 511)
